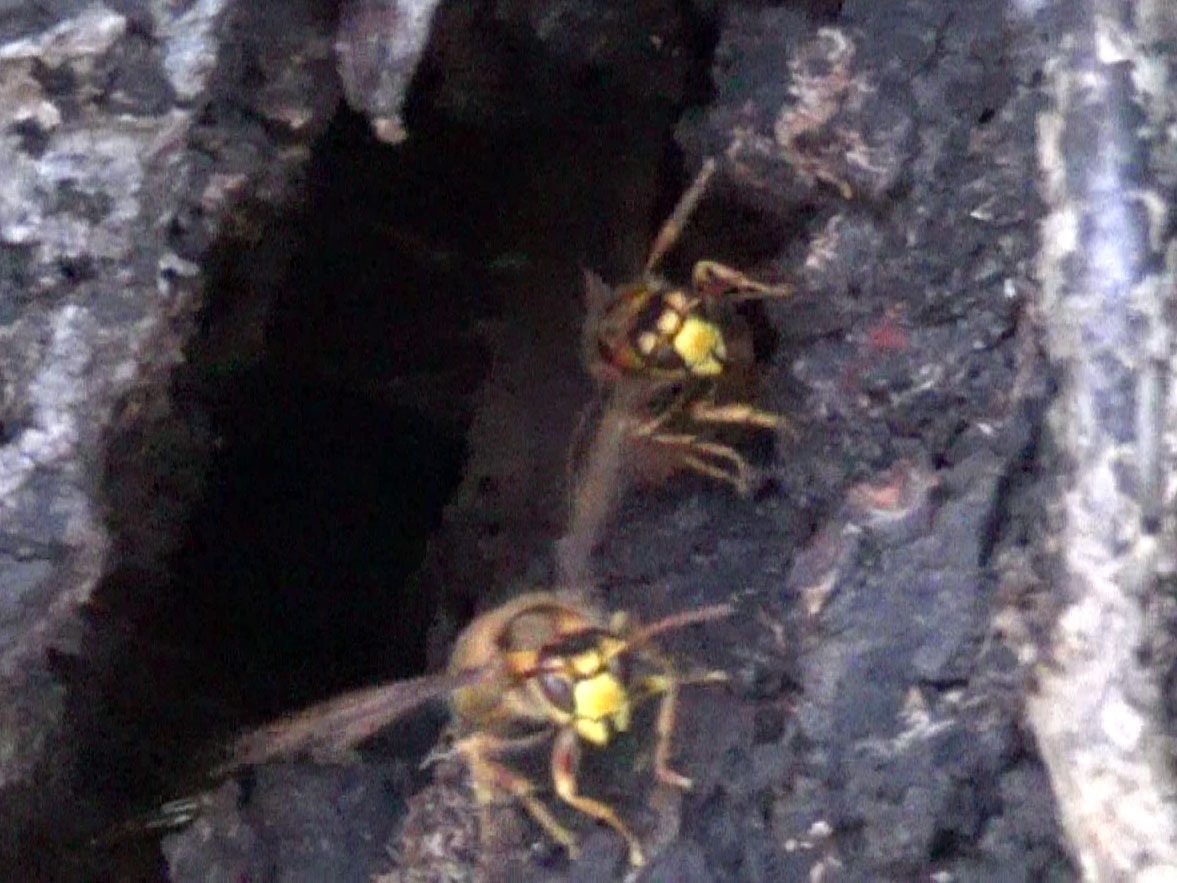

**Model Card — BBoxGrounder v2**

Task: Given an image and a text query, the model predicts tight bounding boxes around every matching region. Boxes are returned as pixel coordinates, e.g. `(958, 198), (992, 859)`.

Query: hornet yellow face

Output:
(591, 280), (728, 382)
(577, 173), (795, 498)
(220, 591), (733, 869)
(532, 630), (632, 745)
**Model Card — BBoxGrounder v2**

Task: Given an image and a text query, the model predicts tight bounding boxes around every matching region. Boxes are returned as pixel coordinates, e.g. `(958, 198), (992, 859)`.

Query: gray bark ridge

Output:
(1031, 2), (1177, 879)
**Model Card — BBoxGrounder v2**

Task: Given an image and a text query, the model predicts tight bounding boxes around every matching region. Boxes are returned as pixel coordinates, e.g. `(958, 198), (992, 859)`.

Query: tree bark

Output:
(1029, 1), (1177, 878)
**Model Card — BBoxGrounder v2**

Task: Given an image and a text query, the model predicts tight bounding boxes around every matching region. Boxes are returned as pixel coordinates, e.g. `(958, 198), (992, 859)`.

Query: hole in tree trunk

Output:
(45, 4), (724, 876)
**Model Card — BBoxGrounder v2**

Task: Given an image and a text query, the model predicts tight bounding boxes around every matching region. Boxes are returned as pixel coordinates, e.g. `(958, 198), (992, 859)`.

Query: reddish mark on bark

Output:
(846, 459), (935, 516)
(865, 313), (908, 352)
(838, 309), (910, 397)
(843, 459), (940, 541)
(848, 480), (903, 510)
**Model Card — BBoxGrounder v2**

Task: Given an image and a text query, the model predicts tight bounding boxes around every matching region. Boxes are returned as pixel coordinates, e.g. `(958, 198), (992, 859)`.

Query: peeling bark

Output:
(336, 0), (444, 143)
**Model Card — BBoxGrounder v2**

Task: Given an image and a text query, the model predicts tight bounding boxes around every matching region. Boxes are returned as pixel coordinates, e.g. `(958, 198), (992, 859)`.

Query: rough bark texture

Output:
(1028, 0), (1177, 878)
(2, 0), (1176, 880)
(164, 1), (1075, 880)
(0, 0), (439, 863)
(1, 0), (233, 842)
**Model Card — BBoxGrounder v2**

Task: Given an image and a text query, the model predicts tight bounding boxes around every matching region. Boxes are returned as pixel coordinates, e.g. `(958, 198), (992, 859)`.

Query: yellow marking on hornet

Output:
(674, 316), (725, 376)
